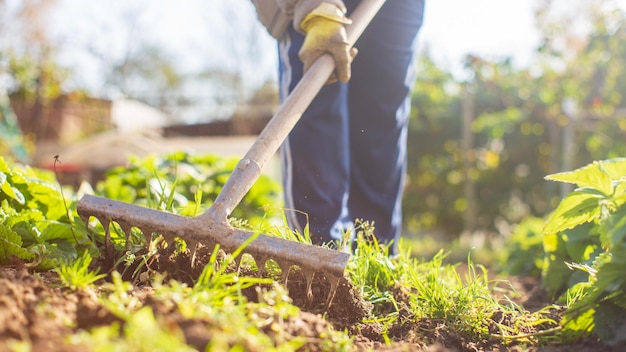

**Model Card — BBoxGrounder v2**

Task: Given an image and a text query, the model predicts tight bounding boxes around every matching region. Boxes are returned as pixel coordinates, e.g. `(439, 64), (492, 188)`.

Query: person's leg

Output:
(278, 27), (352, 246)
(345, 0), (425, 253)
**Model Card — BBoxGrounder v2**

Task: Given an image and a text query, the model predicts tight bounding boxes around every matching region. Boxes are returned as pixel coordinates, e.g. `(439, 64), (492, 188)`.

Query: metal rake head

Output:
(77, 194), (350, 307)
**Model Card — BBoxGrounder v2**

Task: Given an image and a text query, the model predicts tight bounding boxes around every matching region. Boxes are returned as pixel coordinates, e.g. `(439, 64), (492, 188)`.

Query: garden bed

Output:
(0, 259), (619, 351)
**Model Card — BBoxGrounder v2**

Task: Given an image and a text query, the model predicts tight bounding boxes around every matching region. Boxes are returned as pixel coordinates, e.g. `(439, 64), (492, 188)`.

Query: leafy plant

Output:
(94, 240), (346, 351)
(0, 156), (91, 268)
(347, 223), (560, 345)
(57, 251), (106, 290)
(499, 216), (546, 277)
(76, 151), (284, 280)
(542, 158), (626, 344)
(96, 151), (281, 227)
(404, 252), (498, 339)
(348, 219), (399, 317)
(0, 221), (34, 264)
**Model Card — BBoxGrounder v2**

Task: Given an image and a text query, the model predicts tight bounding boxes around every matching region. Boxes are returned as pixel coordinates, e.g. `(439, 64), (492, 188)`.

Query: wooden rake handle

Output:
(204, 0), (387, 220)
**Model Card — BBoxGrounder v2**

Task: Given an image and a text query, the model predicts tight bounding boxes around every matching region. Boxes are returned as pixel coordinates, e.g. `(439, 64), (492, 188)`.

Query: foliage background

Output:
(2, 0), (626, 240)
(404, 3), (626, 237)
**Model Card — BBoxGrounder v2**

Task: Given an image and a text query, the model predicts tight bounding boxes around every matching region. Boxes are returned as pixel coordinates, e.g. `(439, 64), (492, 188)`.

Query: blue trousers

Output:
(278, 0), (425, 252)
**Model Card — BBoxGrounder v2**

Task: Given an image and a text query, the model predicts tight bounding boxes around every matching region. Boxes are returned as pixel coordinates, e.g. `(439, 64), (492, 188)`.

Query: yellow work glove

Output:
(299, 3), (355, 83)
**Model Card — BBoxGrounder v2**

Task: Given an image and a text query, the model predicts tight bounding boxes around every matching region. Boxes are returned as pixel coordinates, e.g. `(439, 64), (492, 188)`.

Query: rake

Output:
(77, 0), (386, 306)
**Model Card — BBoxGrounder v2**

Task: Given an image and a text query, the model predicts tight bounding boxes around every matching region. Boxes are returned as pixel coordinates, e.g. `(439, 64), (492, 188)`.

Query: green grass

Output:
(345, 220), (561, 347)
(56, 251), (106, 290)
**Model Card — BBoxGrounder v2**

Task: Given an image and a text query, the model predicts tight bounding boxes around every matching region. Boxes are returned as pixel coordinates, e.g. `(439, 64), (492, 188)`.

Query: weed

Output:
(347, 222), (562, 346)
(56, 251), (106, 290)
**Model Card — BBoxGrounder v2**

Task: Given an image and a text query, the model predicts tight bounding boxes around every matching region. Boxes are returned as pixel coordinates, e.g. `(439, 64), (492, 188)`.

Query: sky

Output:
(420, 0), (540, 76)
(39, 0), (546, 92)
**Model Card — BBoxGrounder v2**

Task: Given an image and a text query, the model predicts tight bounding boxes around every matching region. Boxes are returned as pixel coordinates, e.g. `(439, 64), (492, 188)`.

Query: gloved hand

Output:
(299, 3), (356, 83)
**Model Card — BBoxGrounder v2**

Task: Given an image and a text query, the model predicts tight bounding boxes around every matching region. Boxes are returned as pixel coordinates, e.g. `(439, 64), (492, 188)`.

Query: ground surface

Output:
(0, 249), (622, 351)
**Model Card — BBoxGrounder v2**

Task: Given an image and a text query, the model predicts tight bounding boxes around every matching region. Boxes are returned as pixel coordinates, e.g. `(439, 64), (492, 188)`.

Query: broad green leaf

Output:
(599, 158), (626, 180)
(542, 254), (572, 298)
(0, 170), (26, 205)
(100, 175), (137, 203)
(600, 205), (626, 249)
(3, 208), (45, 247)
(543, 232), (566, 254)
(545, 161), (614, 196)
(595, 301), (626, 346)
(9, 186), (25, 204)
(542, 232), (571, 297)
(0, 176), (18, 200)
(543, 191), (603, 235)
(595, 262), (626, 293)
(39, 221), (77, 242)
(0, 157), (9, 173)
(561, 306), (596, 343)
(613, 191), (626, 208)
(41, 240), (77, 268)
(0, 223), (35, 264)
(563, 223), (599, 262)
(27, 182), (66, 220)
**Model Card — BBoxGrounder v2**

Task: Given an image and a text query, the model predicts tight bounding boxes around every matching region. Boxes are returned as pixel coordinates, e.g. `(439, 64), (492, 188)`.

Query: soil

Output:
(0, 246), (623, 352)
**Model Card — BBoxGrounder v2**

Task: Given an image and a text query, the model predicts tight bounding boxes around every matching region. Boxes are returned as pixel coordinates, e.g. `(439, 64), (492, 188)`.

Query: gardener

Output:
(252, 0), (425, 254)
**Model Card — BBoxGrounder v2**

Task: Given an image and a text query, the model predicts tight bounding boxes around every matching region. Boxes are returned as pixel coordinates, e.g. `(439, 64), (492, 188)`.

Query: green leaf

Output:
(39, 221), (77, 242)
(36, 240), (77, 269)
(0, 174), (20, 202)
(543, 191), (604, 235)
(542, 256), (572, 298)
(595, 262), (626, 294)
(600, 205), (626, 249)
(3, 208), (45, 246)
(0, 157), (10, 173)
(561, 305), (596, 343)
(598, 158), (626, 180)
(27, 181), (65, 220)
(563, 223), (599, 262)
(0, 223), (35, 264)
(612, 191), (626, 209)
(542, 232), (572, 297)
(545, 161), (615, 196)
(543, 231), (566, 254)
(100, 175), (137, 203)
(595, 301), (626, 346)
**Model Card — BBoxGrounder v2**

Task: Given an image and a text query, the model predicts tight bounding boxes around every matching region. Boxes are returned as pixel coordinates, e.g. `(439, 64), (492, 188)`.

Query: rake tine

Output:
(304, 270), (316, 306)
(325, 275), (341, 310)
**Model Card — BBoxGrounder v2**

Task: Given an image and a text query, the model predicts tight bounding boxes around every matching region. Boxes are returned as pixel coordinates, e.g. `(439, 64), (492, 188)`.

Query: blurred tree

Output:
(533, 0), (626, 192)
(54, 0), (274, 123)
(404, 0), (626, 239)
(74, 2), (184, 121)
(404, 52), (463, 237)
(190, 0), (275, 121)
